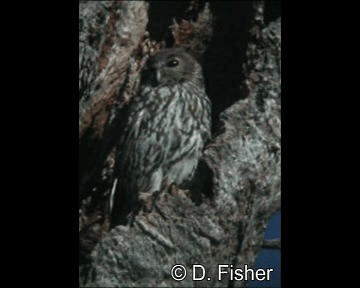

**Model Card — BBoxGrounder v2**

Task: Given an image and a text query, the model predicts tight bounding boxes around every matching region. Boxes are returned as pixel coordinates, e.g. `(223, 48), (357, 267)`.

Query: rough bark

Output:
(79, 1), (281, 287)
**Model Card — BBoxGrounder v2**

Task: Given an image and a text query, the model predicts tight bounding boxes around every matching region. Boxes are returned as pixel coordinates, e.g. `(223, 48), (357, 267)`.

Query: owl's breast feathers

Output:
(116, 82), (211, 196)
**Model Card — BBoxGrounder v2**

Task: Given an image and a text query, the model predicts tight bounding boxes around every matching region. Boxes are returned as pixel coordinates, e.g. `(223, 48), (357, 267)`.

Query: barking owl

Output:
(110, 48), (211, 225)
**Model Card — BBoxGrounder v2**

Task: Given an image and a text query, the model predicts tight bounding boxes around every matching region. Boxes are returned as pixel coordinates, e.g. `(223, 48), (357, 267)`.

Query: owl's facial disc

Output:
(142, 48), (200, 87)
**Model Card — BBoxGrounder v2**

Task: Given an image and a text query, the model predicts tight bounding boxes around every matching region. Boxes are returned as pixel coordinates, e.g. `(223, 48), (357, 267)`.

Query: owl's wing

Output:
(115, 106), (166, 196)
(117, 109), (145, 164)
(110, 107), (146, 223)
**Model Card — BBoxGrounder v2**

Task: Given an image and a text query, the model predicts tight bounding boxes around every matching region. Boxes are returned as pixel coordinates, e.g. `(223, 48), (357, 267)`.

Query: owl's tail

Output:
(109, 177), (118, 215)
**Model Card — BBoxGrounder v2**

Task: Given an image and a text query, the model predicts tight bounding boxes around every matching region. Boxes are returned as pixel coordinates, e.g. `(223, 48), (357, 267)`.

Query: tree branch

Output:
(262, 239), (281, 250)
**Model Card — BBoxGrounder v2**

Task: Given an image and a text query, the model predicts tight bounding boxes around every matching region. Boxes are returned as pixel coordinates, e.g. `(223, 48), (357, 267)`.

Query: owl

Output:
(110, 48), (211, 226)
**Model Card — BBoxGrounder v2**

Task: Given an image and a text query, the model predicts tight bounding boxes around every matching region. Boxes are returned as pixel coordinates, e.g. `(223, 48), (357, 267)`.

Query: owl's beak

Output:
(156, 71), (162, 84)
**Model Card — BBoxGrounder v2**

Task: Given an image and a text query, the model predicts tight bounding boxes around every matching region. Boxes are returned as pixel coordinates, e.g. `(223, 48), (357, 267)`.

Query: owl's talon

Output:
(168, 184), (190, 198)
(168, 183), (178, 195)
(139, 191), (161, 212)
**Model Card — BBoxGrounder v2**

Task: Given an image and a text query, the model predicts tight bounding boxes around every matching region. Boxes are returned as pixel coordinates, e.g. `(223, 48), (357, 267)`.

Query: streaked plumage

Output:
(111, 48), (211, 225)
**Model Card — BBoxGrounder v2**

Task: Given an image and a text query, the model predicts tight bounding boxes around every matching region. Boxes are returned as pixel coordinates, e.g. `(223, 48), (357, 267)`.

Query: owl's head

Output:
(142, 48), (203, 87)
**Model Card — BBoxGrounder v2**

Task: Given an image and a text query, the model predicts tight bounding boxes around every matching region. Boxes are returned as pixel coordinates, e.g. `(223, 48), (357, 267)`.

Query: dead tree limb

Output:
(79, 1), (281, 287)
(262, 239), (281, 250)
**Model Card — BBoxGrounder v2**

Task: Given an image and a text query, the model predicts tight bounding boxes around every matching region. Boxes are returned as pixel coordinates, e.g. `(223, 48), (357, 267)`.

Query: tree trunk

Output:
(79, 1), (281, 287)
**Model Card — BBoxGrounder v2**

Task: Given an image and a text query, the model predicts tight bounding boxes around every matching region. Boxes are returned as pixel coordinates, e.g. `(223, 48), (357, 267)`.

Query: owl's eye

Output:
(166, 59), (179, 67)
